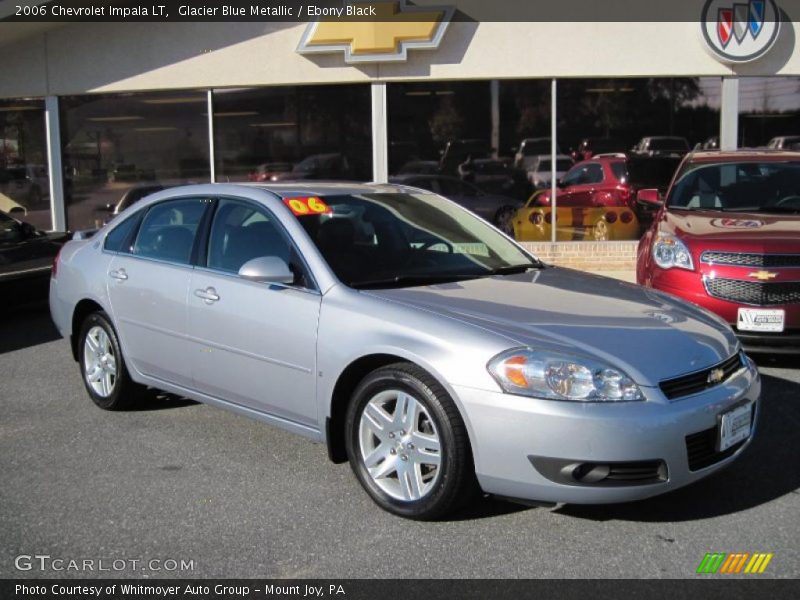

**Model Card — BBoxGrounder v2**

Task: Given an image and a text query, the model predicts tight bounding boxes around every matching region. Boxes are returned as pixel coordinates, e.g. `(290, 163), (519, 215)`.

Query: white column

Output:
(371, 82), (388, 182)
(550, 79), (558, 244)
(490, 80), (500, 158)
(207, 90), (216, 182)
(44, 96), (66, 232)
(720, 77), (739, 151)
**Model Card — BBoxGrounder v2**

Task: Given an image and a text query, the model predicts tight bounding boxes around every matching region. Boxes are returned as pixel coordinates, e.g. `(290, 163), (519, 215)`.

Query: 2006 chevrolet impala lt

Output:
(49, 183), (760, 519)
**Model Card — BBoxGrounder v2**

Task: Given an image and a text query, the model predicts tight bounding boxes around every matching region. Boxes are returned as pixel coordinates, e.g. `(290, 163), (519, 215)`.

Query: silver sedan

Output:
(49, 183), (760, 519)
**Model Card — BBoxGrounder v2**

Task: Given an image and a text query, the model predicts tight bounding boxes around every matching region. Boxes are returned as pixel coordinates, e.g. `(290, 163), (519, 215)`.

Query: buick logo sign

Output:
(701, 0), (781, 63)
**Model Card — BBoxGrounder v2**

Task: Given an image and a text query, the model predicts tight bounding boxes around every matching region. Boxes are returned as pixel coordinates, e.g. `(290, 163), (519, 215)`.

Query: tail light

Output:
(544, 212), (553, 224)
(52, 247), (62, 279)
(620, 211), (634, 224)
(605, 211), (618, 224)
(529, 212), (543, 225)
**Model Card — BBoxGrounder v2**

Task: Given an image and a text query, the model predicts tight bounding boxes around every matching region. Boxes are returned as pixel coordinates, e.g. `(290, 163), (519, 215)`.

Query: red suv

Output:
(637, 150), (800, 353)
(533, 157), (633, 208)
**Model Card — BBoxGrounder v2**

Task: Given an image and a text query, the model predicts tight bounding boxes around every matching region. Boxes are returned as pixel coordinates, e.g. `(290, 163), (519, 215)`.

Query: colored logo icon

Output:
(701, 0), (781, 63)
(297, 1), (454, 64)
(697, 552), (774, 574)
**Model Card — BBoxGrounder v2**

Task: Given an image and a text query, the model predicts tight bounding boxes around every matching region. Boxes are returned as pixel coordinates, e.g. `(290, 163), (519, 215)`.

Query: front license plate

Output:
(737, 308), (785, 332)
(719, 403), (752, 452)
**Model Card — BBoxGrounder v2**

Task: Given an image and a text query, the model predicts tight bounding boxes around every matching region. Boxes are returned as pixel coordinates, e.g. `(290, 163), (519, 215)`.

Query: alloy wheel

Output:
(83, 325), (117, 398)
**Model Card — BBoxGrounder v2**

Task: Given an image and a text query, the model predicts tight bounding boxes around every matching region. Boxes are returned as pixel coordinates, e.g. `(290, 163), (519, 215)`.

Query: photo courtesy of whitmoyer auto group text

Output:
(0, 0), (798, 598)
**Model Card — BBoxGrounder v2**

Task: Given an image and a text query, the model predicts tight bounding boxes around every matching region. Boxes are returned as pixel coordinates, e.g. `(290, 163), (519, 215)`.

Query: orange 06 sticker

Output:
(283, 196), (331, 216)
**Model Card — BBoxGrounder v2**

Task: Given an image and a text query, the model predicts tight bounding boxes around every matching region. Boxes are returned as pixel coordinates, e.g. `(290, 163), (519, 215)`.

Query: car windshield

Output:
(667, 161), (800, 212)
(293, 192), (539, 288)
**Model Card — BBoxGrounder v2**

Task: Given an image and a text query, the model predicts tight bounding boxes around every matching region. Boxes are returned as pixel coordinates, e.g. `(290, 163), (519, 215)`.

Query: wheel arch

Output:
(324, 352), (476, 466)
(70, 298), (106, 361)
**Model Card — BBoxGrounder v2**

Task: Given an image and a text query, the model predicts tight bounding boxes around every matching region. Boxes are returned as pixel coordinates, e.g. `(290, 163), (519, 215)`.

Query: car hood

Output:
(366, 267), (738, 387)
(661, 209), (800, 252)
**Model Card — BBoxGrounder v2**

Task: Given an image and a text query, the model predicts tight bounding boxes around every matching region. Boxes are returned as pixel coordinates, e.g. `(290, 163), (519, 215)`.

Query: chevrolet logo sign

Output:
(748, 270), (779, 281)
(707, 368), (725, 384)
(297, 1), (455, 63)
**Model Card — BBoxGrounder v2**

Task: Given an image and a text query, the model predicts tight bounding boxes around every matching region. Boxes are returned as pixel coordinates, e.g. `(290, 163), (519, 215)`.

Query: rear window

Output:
(610, 161), (628, 182)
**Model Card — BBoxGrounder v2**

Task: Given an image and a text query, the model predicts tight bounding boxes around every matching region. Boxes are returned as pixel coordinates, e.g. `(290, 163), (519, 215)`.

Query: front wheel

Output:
(345, 363), (477, 520)
(78, 311), (143, 410)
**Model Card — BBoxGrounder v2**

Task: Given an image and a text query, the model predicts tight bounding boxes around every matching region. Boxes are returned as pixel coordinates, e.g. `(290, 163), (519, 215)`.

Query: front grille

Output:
(701, 251), (800, 268)
(685, 404), (755, 471)
(659, 353), (744, 400)
(705, 278), (800, 306)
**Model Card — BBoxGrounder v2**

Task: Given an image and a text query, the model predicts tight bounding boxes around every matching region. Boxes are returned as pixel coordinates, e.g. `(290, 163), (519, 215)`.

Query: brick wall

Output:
(519, 241), (638, 272)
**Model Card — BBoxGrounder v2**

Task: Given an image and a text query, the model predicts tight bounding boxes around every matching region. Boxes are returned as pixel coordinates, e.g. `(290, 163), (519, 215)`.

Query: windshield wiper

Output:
(350, 262), (544, 289)
(350, 273), (485, 289)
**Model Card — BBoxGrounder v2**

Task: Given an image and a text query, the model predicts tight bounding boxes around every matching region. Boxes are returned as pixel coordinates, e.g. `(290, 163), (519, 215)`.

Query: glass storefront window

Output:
(387, 80), (549, 234)
(60, 91), (210, 230)
(212, 85), (372, 184)
(0, 99), (51, 230)
(527, 77), (724, 243)
(738, 77), (800, 149)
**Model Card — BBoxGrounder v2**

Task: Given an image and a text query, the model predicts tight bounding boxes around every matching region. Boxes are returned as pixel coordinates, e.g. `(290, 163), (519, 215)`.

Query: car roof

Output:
(686, 149), (800, 162)
(246, 181), (408, 197)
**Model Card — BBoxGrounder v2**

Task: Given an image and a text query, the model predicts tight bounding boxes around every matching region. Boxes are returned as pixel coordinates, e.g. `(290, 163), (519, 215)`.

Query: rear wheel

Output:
(345, 363), (477, 520)
(78, 311), (143, 410)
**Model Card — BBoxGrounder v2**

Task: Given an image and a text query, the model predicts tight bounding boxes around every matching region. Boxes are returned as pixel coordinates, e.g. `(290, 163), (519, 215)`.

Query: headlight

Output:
(487, 348), (644, 402)
(652, 234), (694, 271)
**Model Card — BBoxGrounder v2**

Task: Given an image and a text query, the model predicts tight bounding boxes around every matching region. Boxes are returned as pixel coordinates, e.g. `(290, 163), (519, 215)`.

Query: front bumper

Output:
(455, 358), (760, 504)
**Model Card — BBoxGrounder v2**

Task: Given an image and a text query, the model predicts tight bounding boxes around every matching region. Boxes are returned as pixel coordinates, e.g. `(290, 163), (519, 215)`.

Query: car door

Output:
(106, 196), (210, 388)
(187, 197), (321, 427)
(566, 162), (604, 207)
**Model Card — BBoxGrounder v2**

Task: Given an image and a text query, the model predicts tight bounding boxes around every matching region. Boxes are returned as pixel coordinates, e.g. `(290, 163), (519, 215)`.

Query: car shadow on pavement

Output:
(130, 390), (199, 411)
(556, 372), (800, 522)
(0, 305), (61, 354)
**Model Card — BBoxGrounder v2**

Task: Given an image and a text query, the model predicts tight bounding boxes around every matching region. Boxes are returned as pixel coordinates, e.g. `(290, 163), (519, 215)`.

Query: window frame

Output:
(195, 196), (319, 294)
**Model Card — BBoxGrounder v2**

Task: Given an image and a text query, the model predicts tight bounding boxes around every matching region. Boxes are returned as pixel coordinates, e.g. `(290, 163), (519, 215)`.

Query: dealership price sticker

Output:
(283, 196), (332, 216)
(737, 308), (785, 332)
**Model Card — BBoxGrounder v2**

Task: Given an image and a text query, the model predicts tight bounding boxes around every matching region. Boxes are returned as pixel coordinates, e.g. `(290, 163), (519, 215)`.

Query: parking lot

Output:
(1, 307), (798, 579)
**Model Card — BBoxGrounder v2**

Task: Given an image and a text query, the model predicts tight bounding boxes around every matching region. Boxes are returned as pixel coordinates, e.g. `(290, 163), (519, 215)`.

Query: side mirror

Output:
(238, 256), (294, 285)
(636, 188), (663, 207)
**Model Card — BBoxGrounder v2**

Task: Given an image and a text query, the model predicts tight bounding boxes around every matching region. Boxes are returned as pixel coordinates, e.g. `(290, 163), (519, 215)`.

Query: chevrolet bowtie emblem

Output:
(748, 270), (778, 281)
(707, 368), (725, 384)
(297, 1), (454, 63)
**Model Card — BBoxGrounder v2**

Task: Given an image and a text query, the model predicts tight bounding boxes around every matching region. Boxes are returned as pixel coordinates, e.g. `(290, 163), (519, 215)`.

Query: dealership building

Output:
(1, 1), (799, 272)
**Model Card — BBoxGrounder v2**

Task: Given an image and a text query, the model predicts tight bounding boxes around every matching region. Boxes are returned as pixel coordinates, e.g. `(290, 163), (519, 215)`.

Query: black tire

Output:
(494, 206), (517, 237)
(345, 362), (478, 520)
(77, 311), (143, 410)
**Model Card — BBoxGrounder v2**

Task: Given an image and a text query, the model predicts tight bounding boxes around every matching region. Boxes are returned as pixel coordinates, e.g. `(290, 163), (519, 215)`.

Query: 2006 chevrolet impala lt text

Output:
(49, 183), (760, 519)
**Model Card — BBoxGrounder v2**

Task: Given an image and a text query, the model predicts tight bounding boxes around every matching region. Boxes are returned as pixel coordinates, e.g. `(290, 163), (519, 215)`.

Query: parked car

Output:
(631, 136), (690, 157)
(1, 209), (68, 308)
(765, 136), (800, 150)
(526, 154), (573, 189)
(513, 202), (639, 241)
(571, 138), (627, 162)
(459, 158), (529, 199)
(50, 182), (759, 519)
(439, 139), (490, 175)
(0, 164), (48, 208)
(389, 173), (522, 234)
(98, 184), (167, 225)
(248, 162), (293, 183)
(514, 137), (562, 170)
(637, 150), (800, 353)
(532, 157), (633, 209)
(274, 153), (354, 181)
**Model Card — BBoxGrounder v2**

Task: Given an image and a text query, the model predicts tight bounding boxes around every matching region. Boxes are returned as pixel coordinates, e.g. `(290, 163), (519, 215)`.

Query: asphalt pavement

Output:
(1, 307), (798, 579)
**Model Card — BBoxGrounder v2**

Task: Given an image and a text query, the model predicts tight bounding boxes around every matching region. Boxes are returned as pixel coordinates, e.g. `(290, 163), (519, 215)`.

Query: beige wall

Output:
(0, 20), (799, 99)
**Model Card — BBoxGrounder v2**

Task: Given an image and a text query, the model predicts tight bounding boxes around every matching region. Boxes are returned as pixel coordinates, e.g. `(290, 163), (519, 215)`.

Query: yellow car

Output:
(513, 198), (640, 242)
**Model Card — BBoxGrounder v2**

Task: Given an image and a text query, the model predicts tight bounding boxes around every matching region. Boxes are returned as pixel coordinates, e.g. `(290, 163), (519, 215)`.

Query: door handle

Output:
(194, 287), (220, 304)
(109, 268), (128, 281)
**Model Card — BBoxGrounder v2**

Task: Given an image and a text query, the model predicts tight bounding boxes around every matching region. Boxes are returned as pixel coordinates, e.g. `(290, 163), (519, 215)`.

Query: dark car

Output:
(631, 136), (690, 157)
(389, 173), (522, 235)
(439, 139), (491, 175)
(98, 184), (167, 225)
(572, 138), (627, 162)
(0, 210), (68, 308)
